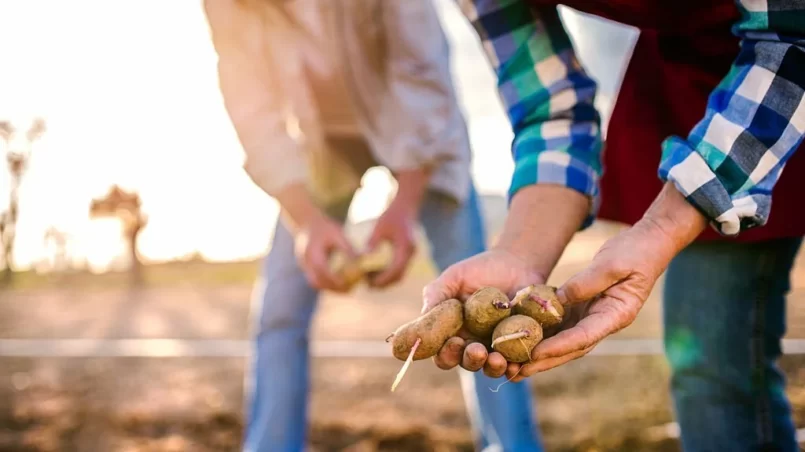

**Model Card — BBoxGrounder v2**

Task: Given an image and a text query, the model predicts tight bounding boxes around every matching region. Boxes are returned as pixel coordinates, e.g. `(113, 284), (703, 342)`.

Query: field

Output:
(3, 222), (805, 451)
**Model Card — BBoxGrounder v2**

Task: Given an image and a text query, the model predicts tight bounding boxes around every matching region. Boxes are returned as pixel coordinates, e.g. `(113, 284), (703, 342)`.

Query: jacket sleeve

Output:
(457, 0), (602, 228)
(379, 0), (472, 173)
(203, 0), (308, 198)
(658, 0), (805, 236)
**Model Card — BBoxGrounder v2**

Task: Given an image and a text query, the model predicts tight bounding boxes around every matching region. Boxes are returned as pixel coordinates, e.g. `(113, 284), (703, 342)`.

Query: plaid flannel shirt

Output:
(457, 0), (805, 235)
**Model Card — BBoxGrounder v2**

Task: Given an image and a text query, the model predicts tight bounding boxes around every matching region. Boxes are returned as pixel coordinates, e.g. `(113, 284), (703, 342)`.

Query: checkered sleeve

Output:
(659, 0), (805, 236)
(456, 0), (602, 229)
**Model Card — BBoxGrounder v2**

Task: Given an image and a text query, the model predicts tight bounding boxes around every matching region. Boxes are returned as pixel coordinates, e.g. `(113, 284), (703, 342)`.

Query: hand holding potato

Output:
(388, 281), (564, 390)
(293, 211), (357, 293)
(504, 218), (673, 381)
(364, 197), (418, 288)
(420, 248), (548, 378)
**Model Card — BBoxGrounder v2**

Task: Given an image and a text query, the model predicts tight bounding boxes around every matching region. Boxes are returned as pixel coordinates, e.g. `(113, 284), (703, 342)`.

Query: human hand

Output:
(364, 189), (419, 289)
(421, 248), (547, 378)
(504, 183), (709, 380)
(501, 218), (671, 380)
(293, 210), (357, 292)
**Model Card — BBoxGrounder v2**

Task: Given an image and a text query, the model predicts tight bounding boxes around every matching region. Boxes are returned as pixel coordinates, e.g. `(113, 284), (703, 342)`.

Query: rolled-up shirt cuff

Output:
(509, 150), (600, 230)
(659, 137), (771, 236)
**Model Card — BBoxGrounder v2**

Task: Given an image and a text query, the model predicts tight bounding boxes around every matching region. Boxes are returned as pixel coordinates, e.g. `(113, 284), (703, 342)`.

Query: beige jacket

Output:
(203, 0), (473, 207)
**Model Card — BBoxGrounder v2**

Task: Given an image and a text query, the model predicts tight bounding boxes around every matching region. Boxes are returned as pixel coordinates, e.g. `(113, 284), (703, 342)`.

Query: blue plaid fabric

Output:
(456, 0), (601, 229)
(458, 0), (805, 235)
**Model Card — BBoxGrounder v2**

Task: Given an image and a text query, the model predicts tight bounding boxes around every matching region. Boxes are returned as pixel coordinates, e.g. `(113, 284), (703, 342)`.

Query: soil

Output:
(2, 222), (805, 451)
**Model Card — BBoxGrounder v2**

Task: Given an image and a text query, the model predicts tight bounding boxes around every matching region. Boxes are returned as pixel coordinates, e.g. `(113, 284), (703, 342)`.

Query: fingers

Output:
(557, 257), (625, 307)
(483, 352), (507, 378)
(433, 336), (465, 370)
(329, 228), (357, 260)
(506, 298), (630, 378)
(421, 265), (462, 313)
(305, 248), (346, 291)
(506, 362), (523, 381)
(308, 229), (357, 292)
(517, 346), (593, 377)
(369, 239), (413, 288)
(461, 342), (487, 372)
(534, 297), (636, 362)
(308, 239), (353, 292)
(365, 223), (384, 252)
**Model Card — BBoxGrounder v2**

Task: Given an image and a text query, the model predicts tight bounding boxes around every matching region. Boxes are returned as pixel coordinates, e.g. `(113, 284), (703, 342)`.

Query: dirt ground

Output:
(3, 222), (805, 451)
(3, 355), (805, 452)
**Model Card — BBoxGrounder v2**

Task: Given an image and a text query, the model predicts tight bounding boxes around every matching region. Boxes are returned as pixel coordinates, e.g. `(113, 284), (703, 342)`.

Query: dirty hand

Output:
(421, 184), (591, 378)
(505, 183), (708, 380)
(422, 248), (547, 378)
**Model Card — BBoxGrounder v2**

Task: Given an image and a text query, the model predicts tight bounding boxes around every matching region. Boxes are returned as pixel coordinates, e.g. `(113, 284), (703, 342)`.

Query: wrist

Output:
(276, 184), (326, 233)
(390, 167), (432, 216)
(639, 182), (708, 259)
(493, 184), (589, 278)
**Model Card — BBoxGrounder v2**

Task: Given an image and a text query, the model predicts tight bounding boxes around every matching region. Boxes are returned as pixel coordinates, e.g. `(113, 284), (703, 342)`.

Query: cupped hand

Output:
(505, 218), (678, 381)
(421, 248), (547, 378)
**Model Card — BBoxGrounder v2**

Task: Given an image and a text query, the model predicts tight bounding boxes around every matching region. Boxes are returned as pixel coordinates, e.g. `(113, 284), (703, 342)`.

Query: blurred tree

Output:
(0, 118), (47, 281)
(89, 185), (148, 283)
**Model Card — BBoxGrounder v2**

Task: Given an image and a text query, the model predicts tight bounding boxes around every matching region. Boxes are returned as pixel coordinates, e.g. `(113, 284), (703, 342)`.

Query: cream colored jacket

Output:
(203, 0), (473, 207)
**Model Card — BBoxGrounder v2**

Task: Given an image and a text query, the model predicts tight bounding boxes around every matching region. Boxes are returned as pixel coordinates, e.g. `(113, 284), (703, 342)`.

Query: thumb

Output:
(330, 228), (357, 260)
(557, 258), (624, 307)
(365, 223), (385, 253)
(421, 267), (462, 314)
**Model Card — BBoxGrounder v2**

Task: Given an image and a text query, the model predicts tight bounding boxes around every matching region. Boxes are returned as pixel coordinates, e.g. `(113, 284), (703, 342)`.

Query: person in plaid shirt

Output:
(428, 0), (805, 449)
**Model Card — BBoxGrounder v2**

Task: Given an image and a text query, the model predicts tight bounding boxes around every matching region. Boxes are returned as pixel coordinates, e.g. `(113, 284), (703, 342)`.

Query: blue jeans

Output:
(243, 184), (543, 452)
(664, 237), (803, 452)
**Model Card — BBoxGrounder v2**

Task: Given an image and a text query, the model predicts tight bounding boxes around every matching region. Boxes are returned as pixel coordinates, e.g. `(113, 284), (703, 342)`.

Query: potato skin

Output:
(491, 315), (543, 363)
(390, 298), (464, 361)
(512, 284), (564, 327)
(329, 244), (392, 289)
(338, 261), (365, 289)
(463, 287), (514, 339)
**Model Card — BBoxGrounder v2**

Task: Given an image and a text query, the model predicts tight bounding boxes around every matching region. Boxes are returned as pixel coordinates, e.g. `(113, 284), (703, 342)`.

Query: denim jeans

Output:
(243, 184), (543, 452)
(664, 237), (803, 452)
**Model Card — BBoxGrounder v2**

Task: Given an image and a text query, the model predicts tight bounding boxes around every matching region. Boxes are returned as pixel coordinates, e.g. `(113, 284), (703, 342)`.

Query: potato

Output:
(387, 298), (464, 361)
(463, 287), (514, 338)
(512, 284), (564, 327)
(328, 242), (393, 289)
(491, 315), (543, 363)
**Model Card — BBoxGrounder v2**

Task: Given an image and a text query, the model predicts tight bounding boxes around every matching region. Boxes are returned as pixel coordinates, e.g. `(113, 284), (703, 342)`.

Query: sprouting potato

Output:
(491, 315), (543, 363)
(328, 242), (393, 289)
(512, 284), (564, 328)
(387, 298), (464, 361)
(463, 287), (515, 339)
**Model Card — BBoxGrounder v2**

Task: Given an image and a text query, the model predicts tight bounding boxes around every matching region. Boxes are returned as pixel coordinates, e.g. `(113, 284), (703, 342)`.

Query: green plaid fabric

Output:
(457, 0), (602, 228)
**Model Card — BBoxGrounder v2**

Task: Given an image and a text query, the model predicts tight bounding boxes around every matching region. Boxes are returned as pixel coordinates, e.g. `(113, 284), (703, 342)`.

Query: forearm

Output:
(390, 167), (432, 215)
(639, 182), (708, 264)
(274, 183), (325, 234)
(495, 184), (590, 279)
(457, 0), (602, 229)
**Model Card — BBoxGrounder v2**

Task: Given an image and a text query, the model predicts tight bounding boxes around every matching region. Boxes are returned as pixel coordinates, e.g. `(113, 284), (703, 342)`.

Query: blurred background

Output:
(1, 1), (805, 451)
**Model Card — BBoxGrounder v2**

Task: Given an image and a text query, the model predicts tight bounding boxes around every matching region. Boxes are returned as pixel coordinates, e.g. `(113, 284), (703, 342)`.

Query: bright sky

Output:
(0, 1), (636, 272)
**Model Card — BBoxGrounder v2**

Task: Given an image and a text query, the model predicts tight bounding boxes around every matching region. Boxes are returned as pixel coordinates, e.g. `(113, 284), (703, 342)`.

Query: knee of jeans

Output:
(253, 274), (315, 336)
